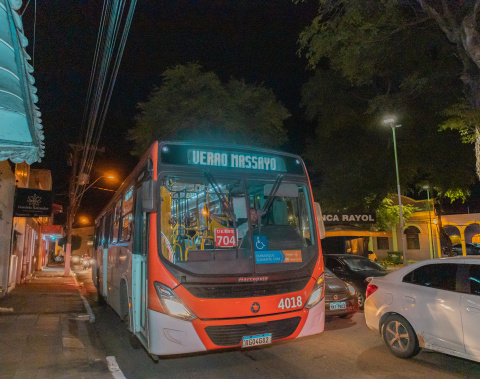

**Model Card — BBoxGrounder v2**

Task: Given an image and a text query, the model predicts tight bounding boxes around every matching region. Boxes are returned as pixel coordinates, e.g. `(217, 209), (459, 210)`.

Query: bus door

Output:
(101, 214), (112, 299)
(132, 185), (148, 339)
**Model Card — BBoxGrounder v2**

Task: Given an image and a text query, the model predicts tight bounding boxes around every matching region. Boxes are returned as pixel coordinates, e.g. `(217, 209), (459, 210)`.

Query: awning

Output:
(325, 230), (392, 237)
(0, 0), (44, 164)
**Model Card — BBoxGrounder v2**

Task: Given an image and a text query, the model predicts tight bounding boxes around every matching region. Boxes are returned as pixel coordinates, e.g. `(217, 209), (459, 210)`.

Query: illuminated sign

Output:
(13, 188), (53, 217)
(323, 213), (376, 224)
(187, 149), (286, 172)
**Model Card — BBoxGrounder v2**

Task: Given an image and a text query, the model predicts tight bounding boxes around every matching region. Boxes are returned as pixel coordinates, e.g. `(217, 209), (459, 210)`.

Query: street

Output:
(72, 269), (480, 379)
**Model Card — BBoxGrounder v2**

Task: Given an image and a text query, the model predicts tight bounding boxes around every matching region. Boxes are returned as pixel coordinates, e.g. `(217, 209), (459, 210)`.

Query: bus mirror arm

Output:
(314, 202), (326, 240)
(141, 179), (157, 212)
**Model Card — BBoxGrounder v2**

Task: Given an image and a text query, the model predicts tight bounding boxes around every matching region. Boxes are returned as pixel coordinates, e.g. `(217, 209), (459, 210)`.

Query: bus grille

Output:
(204, 317), (301, 346)
(183, 277), (309, 299)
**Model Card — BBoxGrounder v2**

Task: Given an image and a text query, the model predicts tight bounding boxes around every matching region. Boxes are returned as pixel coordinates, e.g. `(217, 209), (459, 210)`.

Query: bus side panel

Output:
(93, 246), (102, 292)
(107, 243), (132, 318)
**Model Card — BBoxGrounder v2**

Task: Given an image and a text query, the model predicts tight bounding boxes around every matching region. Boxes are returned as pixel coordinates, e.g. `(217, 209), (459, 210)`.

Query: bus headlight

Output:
(305, 274), (324, 309)
(154, 282), (197, 321)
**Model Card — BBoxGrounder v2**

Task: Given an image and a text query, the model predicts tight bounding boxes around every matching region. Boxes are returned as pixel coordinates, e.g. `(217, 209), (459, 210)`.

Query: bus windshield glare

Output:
(159, 174), (316, 275)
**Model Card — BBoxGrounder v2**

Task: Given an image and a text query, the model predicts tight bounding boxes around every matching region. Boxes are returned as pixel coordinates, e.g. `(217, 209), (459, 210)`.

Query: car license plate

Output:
(330, 302), (346, 310)
(241, 333), (272, 348)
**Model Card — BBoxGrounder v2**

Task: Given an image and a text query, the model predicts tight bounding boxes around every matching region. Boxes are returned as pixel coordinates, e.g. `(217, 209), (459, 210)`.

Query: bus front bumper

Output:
(148, 298), (324, 356)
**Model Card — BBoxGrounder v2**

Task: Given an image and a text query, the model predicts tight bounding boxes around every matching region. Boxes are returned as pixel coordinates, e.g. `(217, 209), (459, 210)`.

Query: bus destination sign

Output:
(187, 149), (286, 172)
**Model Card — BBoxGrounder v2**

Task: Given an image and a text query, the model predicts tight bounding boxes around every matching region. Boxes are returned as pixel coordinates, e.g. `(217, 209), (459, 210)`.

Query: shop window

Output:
(377, 237), (389, 250)
(405, 226), (420, 250)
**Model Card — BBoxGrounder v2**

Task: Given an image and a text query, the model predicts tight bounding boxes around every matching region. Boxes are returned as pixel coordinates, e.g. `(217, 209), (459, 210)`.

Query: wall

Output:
(0, 161), (15, 297)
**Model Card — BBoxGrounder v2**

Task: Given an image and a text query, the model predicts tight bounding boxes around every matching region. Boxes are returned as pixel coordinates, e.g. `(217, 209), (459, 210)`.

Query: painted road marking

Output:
(107, 356), (127, 379)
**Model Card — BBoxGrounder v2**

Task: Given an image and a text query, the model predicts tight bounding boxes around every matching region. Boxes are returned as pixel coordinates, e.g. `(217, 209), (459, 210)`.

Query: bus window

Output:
(112, 198), (122, 244)
(159, 175), (316, 275)
(121, 186), (134, 241)
(104, 213), (112, 247)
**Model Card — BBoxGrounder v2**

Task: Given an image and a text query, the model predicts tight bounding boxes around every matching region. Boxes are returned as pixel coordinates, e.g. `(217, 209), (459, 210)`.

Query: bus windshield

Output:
(159, 174), (317, 275)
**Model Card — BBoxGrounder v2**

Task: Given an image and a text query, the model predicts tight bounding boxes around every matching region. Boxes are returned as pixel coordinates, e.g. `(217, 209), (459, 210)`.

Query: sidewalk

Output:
(0, 264), (112, 379)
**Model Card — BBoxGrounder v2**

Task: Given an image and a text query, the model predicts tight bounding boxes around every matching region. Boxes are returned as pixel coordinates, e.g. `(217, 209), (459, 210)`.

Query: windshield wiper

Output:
(261, 174), (284, 223)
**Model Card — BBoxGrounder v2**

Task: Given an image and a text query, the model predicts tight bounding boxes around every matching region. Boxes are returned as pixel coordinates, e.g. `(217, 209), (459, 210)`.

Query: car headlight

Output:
(305, 273), (325, 309)
(345, 283), (356, 296)
(154, 282), (197, 321)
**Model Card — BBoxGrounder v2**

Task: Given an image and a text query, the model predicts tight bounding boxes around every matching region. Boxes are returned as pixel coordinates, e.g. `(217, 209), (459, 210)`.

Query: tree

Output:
(129, 63), (290, 155)
(376, 198), (419, 232)
(296, 0), (480, 178)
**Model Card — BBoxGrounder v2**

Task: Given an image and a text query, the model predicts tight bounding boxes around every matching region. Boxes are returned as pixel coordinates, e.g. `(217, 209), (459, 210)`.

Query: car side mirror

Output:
(141, 179), (157, 212)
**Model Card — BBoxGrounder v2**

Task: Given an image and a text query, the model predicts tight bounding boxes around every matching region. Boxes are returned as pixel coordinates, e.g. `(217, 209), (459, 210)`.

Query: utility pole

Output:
(64, 144), (104, 276)
(64, 144), (79, 276)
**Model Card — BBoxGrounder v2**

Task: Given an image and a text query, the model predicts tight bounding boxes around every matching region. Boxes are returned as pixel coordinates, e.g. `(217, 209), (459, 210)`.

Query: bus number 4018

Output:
(278, 296), (302, 310)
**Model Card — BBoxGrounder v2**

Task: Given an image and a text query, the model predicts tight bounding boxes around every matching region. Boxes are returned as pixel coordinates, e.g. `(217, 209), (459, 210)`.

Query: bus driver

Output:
(237, 208), (259, 240)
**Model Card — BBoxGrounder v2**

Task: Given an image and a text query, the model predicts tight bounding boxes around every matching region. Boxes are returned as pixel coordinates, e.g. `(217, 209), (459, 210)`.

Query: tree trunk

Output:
(436, 192), (453, 257)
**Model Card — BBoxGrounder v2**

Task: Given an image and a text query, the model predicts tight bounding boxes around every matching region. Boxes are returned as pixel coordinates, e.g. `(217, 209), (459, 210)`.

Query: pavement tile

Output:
(0, 264), (113, 378)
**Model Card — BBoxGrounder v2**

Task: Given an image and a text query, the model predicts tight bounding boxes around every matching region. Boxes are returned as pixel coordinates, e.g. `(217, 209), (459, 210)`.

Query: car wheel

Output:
(382, 315), (420, 359)
(353, 287), (365, 310)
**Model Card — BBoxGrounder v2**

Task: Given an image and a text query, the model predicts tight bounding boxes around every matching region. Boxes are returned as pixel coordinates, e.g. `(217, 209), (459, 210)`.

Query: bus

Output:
(93, 141), (325, 357)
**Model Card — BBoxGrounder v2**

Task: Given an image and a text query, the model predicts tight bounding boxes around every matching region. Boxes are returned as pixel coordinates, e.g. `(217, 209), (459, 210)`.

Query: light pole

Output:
(423, 185), (435, 259)
(74, 175), (114, 204)
(64, 174), (114, 275)
(384, 118), (407, 266)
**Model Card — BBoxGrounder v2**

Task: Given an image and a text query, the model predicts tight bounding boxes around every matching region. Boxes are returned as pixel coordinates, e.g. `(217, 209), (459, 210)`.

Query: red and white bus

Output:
(93, 141), (325, 357)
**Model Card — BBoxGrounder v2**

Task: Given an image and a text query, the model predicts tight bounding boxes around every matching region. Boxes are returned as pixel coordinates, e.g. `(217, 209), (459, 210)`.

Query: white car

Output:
(364, 257), (480, 362)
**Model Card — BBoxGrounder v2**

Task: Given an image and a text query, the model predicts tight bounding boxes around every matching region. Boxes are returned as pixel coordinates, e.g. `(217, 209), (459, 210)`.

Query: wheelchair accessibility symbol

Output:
(255, 236), (268, 251)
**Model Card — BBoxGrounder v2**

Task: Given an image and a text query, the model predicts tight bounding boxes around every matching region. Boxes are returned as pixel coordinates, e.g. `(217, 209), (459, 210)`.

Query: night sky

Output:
(21, 0), (319, 224)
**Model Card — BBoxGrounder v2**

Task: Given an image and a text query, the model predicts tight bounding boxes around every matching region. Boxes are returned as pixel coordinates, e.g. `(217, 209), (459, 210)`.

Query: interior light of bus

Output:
(153, 282), (197, 321)
(305, 273), (325, 309)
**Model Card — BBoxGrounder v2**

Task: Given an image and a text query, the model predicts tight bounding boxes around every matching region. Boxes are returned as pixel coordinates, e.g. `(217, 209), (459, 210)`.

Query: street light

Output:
(423, 185), (435, 259)
(384, 118), (407, 266)
(75, 174), (115, 202)
(64, 174), (115, 276)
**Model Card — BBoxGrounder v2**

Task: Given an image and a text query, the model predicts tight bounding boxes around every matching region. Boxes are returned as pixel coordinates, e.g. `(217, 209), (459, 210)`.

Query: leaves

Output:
(129, 63), (290, 155)
(376, 197), (419, 232)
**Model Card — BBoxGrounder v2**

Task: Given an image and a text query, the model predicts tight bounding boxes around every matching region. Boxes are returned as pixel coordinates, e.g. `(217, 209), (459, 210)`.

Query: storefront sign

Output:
(13, 188), (53, 217)
(323, 213), (376, 224)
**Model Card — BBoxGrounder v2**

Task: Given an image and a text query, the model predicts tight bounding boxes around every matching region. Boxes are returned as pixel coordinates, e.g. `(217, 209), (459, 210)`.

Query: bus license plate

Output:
(330, 302), (346, 310)
(242, 333), (272, 348)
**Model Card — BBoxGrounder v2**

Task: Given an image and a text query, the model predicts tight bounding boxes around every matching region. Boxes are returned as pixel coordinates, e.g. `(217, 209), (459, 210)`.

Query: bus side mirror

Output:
(314, 202), (326, 239)
(141, 180), (157, 212)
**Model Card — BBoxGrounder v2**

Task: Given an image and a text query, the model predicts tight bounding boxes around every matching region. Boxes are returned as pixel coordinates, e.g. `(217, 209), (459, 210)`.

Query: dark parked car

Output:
(451, 243), (480, 256)
(324, 267), (358, 319)
(324, 254), (389, 309)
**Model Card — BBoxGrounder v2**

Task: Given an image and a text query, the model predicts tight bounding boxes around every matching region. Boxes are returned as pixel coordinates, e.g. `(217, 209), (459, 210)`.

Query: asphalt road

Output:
(75, 269), (480, 379)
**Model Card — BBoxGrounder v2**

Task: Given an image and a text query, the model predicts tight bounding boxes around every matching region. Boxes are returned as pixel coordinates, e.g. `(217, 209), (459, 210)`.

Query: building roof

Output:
(0, 0), (44, 164)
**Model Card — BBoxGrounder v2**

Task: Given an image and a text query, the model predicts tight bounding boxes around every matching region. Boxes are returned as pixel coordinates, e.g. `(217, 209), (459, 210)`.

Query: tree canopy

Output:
(129, 63), (290, 155)
(297, 0), (476, 211)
